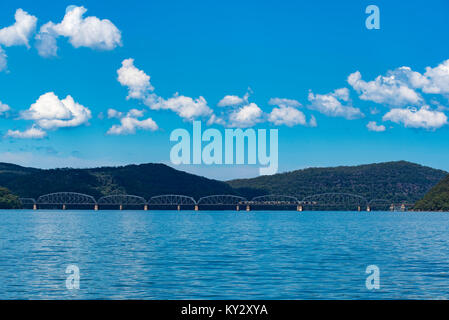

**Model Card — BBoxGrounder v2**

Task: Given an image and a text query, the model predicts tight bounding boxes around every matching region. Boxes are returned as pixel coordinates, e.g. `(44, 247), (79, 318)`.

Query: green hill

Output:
(414, 174), (449, 211)
(0, 187), (21, 209)
(0, 162), (237, 200)
(0, 161), (445, 206)
(228, 161), (447, 203)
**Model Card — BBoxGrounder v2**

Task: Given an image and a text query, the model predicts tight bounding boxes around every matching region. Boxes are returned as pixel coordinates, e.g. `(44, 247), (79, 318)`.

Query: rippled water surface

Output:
(1, 210), (449, 299)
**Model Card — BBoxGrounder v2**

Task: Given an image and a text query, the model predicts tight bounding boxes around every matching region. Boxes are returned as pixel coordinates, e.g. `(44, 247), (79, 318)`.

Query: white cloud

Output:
(268, 106), (306, 126)
(116, 58), (212, 121)
(383, 106), (447, 129)
(417, 59), (449, 96)
(218, 95), (245, 107)
(0, 100), (11, 115)
(0, 9), (37, 48)
(107, 108), (158, 135)
(348, 70), (422, 107)
(107, 108), (123, 119)
(0, 47), (6, 72)
(148, 94), (213, 120)
(268, 97), (301, 108)
(21, 92), (92, 129)
(309, 115), (317, 127)
(217, 91), (251, 107)
(117, 58), (154, 99)
(6, 125), (47, 139)
(228, 103), (263, 128)
(366, 121), (386, 132)
(268, 97), (306, 126)
(36, 5), (122, 57)
(308, 88), (364, 120)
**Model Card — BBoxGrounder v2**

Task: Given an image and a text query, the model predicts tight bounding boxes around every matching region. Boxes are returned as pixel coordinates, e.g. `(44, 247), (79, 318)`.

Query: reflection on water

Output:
(1, 210), (449, 299)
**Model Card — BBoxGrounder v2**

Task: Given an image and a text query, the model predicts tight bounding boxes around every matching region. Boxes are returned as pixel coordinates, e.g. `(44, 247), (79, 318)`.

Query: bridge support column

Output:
(177, 205), (181, 211)
(246, 205), (250, 212)
(94, 204), (98, 211)
(62, 204), (66, 210)
(119, 204), (123, 210)
(236, 205), (240, 211)
(194, 205), (199, 211)
(366, 206), (370, 212)
(33, 204), (37, 210)
(297, 205), (303, 212)
(144, 205), (148, 211)
(357, 206), (361, 212)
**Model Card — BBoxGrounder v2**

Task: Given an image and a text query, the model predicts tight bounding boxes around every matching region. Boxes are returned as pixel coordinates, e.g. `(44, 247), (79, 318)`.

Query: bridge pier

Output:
(62, 204), (66, 210)
(144, 205), (148, 211)
(246, 205), (250, 212)
(94, 204), (98, 211)
(357, 206), (361, 212)
(366, 206), (370, 212)
(33, 204), (37, 210)
(236, 205), (240, 211)
(297, 205), (303, 212)
(194, 205), (199, 211)
(177, 205), (181, 211)
(119, 204), (123, 210)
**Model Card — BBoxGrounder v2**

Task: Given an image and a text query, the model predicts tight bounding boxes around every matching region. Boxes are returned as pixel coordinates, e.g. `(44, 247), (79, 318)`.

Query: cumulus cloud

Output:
(0, 9), (37, 71)
(6, 125), (47, 139)
(309, 115), (317, 127)
(117, 58), (154, 99)
(0, 100), (11, 115)
(366, 121), (386, 132)
(383, 106), (447, 129)
(268, 97), (307, 127)
(107, 108), (158, 135)
(268, 97), (301, 108)
(0, 9), (37, 48)
(117, 58), (213, 121)
(149, 94), (212, 120)
(268, 106), (306, 126)
(415, 59), (449, 96)
(36, 5), (122, 57)
(308, 88), (364, 120)
(348, 70), (422, 107)
(21, 92), (92, 129)
(0, 47), (6, 72)
(217, 90), (251, 107)
(228, 103), (263, 128)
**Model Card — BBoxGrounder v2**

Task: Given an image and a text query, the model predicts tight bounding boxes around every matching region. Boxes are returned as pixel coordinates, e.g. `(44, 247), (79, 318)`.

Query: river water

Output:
(1, 210), (448, 299)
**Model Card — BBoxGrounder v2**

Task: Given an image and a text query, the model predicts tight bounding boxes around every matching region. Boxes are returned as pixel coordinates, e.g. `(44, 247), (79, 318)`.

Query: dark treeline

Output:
(0, 161), (447, 209)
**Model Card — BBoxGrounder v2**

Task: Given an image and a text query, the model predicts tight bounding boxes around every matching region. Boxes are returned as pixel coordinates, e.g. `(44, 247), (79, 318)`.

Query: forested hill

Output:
(228, 161), (447, 203)
(0, 162), (237, 200)
(413, 174), (449, 211)
(0, 161), (446, 205)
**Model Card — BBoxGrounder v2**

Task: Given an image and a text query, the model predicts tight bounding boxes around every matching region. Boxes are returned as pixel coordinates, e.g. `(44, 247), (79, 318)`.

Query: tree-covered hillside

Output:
(414, 174), (449, 211)
(0, 187), (21, 209)
(0, 161), (445, 205)
(0, 162), (238, 200)
(228, 161), (447, 203)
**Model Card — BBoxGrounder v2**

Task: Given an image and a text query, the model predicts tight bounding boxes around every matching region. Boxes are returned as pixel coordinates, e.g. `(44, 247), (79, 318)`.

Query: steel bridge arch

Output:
(197, 195), (247, 205)
(19, 198), (36, 205)
(37, 192), (97, 205)
(98, 194), (147, 206)
(302, 193), (368, 206)
(148, 195), (197, 206)
(250, 194), (300, 205)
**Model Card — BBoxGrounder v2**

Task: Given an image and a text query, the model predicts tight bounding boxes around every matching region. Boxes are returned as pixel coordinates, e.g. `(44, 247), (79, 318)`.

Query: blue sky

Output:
(0, 0), (448, 180)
